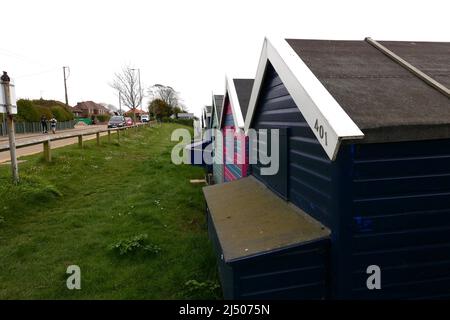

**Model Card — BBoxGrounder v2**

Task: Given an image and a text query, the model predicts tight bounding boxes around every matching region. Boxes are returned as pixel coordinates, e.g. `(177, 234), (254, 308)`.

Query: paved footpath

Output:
(0, 125), (107, 164)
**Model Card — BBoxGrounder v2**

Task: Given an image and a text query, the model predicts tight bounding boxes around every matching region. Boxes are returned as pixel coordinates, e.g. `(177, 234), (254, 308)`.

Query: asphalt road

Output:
(0, 125), (107, 164)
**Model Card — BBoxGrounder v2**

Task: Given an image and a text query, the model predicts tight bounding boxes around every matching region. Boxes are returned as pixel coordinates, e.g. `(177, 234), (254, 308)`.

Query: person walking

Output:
(50, 117), (57, 134)
(41, 115), (48, 134)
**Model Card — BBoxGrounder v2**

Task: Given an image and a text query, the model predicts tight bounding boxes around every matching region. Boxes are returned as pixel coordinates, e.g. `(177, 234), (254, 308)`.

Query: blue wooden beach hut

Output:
(204, 37), (450, 299)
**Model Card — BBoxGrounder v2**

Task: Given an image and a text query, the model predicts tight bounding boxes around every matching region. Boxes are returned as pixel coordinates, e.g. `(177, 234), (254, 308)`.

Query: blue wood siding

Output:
(249, 61), (450, 299)
(251, 62), (334, 226)
(346, 140), (450, 299)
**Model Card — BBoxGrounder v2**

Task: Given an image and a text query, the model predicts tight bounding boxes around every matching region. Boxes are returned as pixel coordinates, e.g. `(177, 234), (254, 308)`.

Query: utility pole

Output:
(63, 66), (70, 106)
(1, 71), (19, 183)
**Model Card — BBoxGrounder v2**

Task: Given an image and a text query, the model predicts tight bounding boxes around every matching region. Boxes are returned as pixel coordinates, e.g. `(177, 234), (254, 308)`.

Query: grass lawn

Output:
(0, 123), (220, 299)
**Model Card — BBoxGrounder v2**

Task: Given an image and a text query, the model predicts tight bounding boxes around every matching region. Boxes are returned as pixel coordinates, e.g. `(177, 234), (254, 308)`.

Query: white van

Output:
(141, 114), (150, 122)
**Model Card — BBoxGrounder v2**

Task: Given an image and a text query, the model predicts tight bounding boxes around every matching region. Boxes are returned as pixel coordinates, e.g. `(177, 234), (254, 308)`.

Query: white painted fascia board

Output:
(218, 77), (228, 129)
(244, 37), (364, 160)
(244, 39), (269, 131)
(226, 75), (245, 128)
(219, 75), (244, 129)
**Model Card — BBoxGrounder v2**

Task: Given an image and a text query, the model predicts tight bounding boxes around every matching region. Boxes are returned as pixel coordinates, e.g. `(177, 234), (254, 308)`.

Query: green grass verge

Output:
(0, 123), (220, 299)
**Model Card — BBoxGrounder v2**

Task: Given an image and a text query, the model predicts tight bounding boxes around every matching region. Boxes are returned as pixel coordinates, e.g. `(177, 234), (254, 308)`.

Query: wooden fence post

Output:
(78, 135), (83, 148)
(117, 129), (120, 143)
(96, 132), (100, 146)
(108, 130), (111, 143)
(43, 140), (51, 162)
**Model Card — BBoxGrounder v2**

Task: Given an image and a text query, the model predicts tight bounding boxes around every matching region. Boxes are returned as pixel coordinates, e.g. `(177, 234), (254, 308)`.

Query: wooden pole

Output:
(43, 140), (51, 162)
(63, 66), (69, 106)
(78, 135), (83, 148)
(1, 72), (19, 183)
(117, 129), (120, 143)
(108, 130), (111, 143)
(96, 132), (100, 145)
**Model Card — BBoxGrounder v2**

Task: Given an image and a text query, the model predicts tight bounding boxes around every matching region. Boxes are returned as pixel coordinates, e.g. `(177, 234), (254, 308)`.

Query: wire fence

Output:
(0, 120), (76, 136)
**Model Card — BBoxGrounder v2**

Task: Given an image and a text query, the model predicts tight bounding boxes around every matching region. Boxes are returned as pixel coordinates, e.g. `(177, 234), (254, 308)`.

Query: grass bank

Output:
(0, 123), (220, 299)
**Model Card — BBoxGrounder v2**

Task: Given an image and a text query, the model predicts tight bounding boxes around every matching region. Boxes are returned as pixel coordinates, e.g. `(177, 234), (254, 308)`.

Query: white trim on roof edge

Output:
(218, 75), (245, 130)
(244, 37), (364, 161)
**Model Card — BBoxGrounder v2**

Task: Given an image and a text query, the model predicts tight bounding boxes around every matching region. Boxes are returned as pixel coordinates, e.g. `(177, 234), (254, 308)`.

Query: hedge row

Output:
(161, 117), (194, 127)
(16, 99), (74, 122)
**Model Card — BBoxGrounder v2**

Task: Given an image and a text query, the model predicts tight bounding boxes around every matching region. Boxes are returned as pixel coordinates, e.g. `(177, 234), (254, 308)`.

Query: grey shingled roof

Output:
(213, 94), (224, 120)
(286, 39), (450, 143)
(233, 79), (254, 122)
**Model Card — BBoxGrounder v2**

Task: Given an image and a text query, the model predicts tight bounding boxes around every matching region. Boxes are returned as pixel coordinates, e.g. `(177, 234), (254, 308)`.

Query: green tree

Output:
(172, 106), (182, 117)
(148, 99), (172, 120)
(16, 99), (40, 122)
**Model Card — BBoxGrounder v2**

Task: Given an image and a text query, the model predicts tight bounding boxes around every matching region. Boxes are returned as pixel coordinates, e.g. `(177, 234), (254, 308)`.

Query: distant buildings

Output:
(202, 105), (212, 129)
(124, 108), (147, 120)
(72, 101), (110, 118)
(170, 112), (195, 119)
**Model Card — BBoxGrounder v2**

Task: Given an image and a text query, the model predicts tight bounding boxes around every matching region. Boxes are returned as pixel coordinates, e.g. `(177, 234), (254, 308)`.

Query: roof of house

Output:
(124, 108), (146, 115)
(72, 106), (83, 112)
(73, 101), (101, 110)
(219, 77), (254, 129)
(245, 37), (450, 160)
(72, 101), (109, 113)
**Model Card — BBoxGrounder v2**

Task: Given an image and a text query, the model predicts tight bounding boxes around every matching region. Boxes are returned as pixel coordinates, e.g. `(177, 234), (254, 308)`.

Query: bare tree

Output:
(110, 66), (143, 123)
(148, 84), (183, 109)
(100, 103), (118, 114)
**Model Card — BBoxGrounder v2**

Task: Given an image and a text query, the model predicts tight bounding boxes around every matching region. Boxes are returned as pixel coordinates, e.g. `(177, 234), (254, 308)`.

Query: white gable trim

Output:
(218, 75), (245, 130)
(244, 37), (364, 160)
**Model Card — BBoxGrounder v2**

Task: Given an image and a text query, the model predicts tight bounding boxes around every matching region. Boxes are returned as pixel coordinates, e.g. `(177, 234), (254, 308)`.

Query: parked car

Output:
(107, 116), (126, 128)
(141, 114), (150, 122)
(125, 117), (133, 126)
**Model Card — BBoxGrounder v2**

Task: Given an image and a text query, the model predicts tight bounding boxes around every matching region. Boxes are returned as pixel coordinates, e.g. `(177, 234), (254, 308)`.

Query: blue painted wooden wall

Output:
(250, 61), (450, 299)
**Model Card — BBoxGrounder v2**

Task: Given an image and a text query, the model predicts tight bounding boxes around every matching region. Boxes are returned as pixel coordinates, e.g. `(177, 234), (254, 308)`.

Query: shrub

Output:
(35, 105), (53, 120)
(109, 234), (161, 256)
(16, 99), (40, 122)
(160, 117), (193, 127)
(15, 99), (74, 122)
(96, 114), (111, 123)
(172, 118), (193, 127)
(51, 106), (73, 121)
(182, 280), (221, 299)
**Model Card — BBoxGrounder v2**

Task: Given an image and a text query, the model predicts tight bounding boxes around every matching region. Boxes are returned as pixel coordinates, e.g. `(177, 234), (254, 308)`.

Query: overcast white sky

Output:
(1, 0), (449, 117)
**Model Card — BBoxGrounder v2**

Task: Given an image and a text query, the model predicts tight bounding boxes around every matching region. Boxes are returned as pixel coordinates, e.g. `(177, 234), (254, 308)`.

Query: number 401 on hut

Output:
(314, 118), (328, 146)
